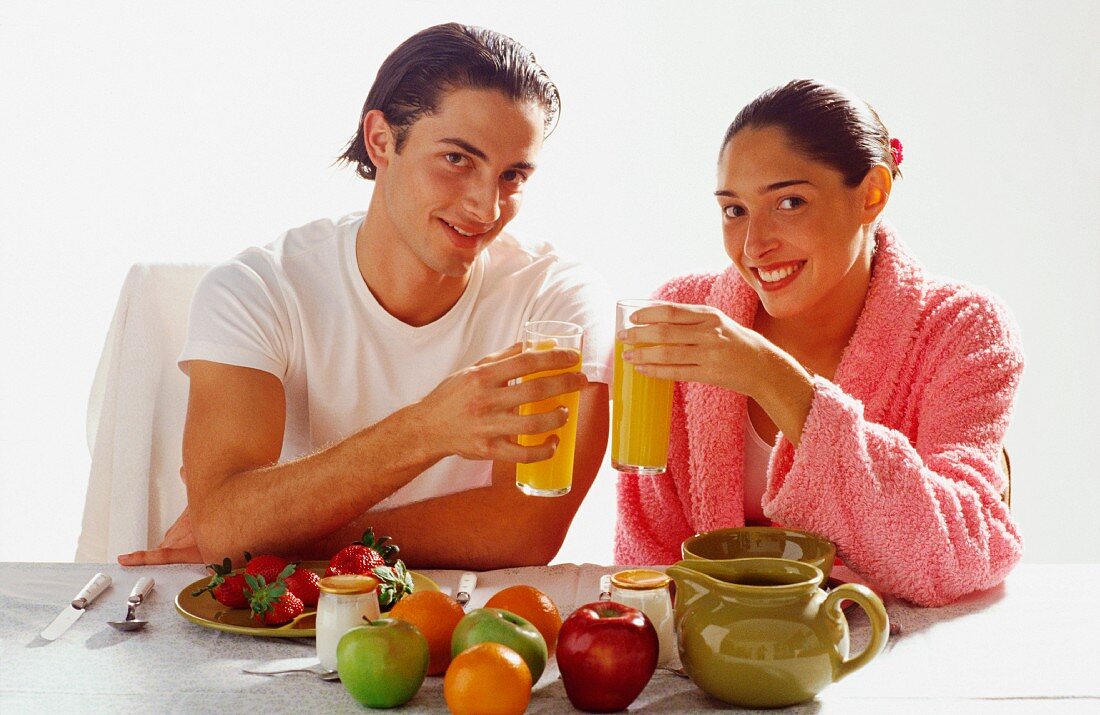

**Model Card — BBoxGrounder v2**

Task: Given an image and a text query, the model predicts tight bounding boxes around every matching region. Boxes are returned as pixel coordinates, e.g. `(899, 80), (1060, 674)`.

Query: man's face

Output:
(373, 87), (544, 279)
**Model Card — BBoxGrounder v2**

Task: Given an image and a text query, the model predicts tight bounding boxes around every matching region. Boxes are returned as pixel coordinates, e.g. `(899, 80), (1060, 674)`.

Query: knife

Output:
(455, 572), (477, 609)
(40, 572), (112, 641)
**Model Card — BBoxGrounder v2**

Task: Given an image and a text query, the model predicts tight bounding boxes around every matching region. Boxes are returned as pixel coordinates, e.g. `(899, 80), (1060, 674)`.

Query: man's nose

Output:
(463, 179), (502, 225)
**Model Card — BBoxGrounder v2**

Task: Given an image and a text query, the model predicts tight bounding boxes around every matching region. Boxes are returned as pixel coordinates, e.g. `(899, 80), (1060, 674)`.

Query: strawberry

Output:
(326, 528), (399, 577)
(284, 567), (321, 608)
(245, 564), (304, 626)
(244, 552), (290, 585)
(214, 574), (250, 609)
(373, 560), (415, 610)
(191, 557), (249, 608)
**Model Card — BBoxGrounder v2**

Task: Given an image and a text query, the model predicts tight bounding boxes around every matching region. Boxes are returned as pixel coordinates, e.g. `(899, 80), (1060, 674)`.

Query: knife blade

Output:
(40, 572), (112, 641)
(455, 571), (477, 609)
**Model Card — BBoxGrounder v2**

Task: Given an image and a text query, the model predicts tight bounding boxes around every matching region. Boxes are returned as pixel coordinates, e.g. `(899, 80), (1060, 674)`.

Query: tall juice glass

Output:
(612, 300), (673, 475)
(516, 320), (584, 497)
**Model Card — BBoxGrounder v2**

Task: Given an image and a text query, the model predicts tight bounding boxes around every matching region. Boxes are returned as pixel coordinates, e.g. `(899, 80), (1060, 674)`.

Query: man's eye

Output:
(723, 205), (745, 218)
(444, 153), (468, 166)
(778, 197), (805, 210)
(502, 170), (527, 185)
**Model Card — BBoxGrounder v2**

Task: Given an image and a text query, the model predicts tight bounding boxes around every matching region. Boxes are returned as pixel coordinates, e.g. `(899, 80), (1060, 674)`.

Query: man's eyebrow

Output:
(439, 137), (537, 172)
(715, 179), (812, 198)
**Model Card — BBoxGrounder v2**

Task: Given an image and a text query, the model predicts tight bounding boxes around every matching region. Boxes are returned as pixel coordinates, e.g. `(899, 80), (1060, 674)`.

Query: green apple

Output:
(451, 607), (548, 682)
(337, 619), (428, 708)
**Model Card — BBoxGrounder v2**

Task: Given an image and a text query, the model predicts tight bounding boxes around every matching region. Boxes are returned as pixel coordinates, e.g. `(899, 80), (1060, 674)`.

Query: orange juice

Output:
(516, 353), (582, 496)
(612, 340), (672, 474)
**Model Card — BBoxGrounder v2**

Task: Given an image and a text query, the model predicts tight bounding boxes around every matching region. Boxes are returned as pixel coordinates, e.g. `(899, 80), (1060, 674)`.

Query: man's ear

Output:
(363, 109), (396, 171)
(860, 164), (893, 225)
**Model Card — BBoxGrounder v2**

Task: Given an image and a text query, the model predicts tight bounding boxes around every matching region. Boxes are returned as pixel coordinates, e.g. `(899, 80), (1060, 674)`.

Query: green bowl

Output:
(681, 527), (836, 579)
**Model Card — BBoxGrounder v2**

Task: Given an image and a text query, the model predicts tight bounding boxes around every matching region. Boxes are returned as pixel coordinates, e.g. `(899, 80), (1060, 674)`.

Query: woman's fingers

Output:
(622, 343), (698, 366)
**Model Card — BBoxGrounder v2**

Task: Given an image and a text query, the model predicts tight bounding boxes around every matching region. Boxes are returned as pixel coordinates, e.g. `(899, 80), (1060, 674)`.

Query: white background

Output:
(2, 1), (1097, 565)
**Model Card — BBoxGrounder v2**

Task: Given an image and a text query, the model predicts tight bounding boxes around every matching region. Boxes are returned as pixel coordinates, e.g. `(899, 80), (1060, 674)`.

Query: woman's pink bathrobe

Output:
(615, 226), (1025, 607)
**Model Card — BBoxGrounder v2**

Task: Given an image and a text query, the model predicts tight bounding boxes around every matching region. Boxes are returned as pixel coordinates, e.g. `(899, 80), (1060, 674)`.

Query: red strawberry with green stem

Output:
(191, 557), (249, 609)
(326, 528), (399, 577)
(284, 567), (320, 608)
(244, 552), (291, 584)
(245, 564), (304, 625)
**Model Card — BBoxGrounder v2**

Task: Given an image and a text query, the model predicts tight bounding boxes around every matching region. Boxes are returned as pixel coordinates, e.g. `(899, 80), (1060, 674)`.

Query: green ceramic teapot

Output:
(667, 557), (889, 708)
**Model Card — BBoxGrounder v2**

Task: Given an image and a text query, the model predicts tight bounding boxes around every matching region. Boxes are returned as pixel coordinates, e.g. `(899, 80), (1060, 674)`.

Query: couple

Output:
(119, 23), (1023, 608)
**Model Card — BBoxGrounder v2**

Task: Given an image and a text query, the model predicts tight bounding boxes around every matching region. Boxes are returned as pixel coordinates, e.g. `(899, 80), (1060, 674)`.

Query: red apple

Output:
(557, 601), (659, 712)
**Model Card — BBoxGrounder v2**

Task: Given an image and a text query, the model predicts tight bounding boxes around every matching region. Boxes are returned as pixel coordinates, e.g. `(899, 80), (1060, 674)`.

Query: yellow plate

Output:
(174, 560), (439, 637)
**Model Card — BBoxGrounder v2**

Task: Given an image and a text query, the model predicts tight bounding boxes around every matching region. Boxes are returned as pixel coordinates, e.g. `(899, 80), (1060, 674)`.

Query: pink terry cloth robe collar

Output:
(681, 224), (921, 535)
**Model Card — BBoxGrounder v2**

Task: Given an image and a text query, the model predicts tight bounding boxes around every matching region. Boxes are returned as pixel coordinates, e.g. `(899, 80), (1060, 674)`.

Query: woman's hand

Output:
(620, 302), (816, 445)
(619, 303), (772, 396)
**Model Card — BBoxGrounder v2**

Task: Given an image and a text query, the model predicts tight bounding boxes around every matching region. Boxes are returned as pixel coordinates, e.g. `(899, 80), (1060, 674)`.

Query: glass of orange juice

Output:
(515, 320), (584, 497)
(612, 300), (673, 475)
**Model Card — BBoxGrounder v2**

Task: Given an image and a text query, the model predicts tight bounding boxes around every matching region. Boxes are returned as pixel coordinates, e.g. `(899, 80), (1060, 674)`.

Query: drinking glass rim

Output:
(617, 298), (667, 309)
(524, 320), (584, 339)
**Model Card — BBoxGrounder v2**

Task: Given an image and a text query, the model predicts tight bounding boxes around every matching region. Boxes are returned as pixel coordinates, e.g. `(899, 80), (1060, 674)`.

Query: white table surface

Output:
(1, 563), (1097, 713)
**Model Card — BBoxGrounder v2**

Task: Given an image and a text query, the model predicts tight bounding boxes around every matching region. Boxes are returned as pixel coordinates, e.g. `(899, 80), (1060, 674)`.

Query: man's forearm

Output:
(188, 401), (446, 561)
(335, 384), (610, 570)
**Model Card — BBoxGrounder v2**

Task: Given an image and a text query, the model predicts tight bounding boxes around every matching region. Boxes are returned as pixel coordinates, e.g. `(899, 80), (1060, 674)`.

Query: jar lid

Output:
(318, 574), (378, 595)
(611, 569), (671, 590)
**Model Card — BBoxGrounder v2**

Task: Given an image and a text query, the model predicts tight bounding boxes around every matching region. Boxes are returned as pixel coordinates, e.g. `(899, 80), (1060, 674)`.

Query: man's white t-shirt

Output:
(179, 212), (612, 510)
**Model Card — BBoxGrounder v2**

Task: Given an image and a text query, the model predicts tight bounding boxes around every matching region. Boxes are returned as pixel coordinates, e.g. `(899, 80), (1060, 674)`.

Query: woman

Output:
(615, 79), (1023, 607)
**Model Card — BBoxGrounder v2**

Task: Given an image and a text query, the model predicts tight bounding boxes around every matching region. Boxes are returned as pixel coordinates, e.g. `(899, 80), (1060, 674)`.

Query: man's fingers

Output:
(118, 546), (203, 566)
(480, 347), (583, 385)
(504, 371), (588, 408)
(490, 436), (559, 464)
(513, 406), (571, 436)
(474, 342), (523, 367)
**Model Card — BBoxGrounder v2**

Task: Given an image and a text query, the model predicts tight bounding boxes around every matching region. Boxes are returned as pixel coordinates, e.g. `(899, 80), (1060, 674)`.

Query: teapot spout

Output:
(666, 561), (715, 612)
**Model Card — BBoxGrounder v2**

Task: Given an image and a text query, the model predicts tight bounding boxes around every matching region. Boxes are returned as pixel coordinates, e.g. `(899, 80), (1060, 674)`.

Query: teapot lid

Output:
(611, 569), (671, 591)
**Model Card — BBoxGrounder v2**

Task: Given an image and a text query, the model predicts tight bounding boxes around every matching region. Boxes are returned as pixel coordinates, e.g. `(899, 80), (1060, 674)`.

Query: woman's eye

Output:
(723, 205), (745, 218)
(778, 197), (805, 210)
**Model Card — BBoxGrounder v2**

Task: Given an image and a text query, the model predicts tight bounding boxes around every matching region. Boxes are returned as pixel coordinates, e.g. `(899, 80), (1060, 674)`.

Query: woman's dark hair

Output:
(338, 23), (560, 180)
(721, 79), (900, 186)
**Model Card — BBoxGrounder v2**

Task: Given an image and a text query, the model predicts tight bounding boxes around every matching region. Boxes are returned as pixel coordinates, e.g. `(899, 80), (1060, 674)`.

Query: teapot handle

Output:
(823, 583), (889, 681)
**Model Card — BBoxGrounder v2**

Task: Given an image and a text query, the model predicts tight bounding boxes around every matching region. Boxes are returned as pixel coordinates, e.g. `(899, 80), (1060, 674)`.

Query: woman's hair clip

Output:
(889, 137), (904, 167)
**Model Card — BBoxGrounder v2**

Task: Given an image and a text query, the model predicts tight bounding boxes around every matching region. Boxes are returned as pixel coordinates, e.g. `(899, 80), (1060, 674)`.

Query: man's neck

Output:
(355, 204), (473, 328)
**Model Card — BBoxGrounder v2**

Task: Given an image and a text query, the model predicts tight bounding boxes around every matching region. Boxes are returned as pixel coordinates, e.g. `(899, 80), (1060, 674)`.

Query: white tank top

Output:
(743, 415), (774, 524)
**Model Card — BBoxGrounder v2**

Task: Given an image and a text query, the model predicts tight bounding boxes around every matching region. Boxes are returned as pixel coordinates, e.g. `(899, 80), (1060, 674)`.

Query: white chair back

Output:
(76, 263), (211, 562)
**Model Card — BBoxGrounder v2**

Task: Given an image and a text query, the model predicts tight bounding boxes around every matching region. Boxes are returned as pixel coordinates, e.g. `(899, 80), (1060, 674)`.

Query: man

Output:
(118, 23), (610, 570)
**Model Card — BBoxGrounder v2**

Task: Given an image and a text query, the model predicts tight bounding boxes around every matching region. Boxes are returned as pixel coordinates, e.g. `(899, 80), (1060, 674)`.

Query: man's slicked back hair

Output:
(338, 23), (560, 180)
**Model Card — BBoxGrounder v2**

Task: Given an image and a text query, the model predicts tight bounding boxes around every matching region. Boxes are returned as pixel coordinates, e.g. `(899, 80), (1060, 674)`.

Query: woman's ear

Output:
(860, 164), (893, 225)
(362, 109), (395, 171)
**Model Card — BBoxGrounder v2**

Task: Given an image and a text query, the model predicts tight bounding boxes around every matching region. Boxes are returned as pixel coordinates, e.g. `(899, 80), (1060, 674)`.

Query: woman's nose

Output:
(742, 214), (780, 260)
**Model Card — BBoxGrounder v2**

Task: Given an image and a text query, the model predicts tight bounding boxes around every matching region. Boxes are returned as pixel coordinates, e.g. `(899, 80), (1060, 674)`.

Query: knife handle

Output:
(457, 571), (477, 598)
(598, 574), (612, 601)
(73, 573), (112, 608)
(129, 577), (155, 604)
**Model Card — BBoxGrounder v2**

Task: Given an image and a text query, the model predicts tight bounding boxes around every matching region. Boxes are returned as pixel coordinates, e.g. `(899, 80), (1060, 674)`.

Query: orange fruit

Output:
(444, 642), (531, 715)
(388, 590), (465, 676)
(485, 584), (563, 656)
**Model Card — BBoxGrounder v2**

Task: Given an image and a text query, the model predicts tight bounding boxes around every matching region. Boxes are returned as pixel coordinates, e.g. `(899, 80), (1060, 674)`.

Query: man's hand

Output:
(117, 506), (203, 565)
(417, 343), (589, 463)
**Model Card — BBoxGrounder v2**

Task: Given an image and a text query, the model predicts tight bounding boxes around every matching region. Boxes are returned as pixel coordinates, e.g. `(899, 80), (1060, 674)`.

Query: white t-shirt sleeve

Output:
(177, 256), (291, 379)
(529, 258), (614, 385)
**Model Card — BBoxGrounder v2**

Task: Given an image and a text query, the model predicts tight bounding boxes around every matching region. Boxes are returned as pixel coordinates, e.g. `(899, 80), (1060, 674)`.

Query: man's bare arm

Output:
(313, 383), (610, 570)
(166, 346), (587, 563)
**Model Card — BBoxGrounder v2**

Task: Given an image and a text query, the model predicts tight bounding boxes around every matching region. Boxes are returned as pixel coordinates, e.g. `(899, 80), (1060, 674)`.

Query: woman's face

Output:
(717, 126), (876, 322)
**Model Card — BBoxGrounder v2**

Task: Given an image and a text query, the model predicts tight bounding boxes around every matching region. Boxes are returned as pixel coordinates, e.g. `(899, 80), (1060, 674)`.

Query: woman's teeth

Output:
(758, 264), (801, 283)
